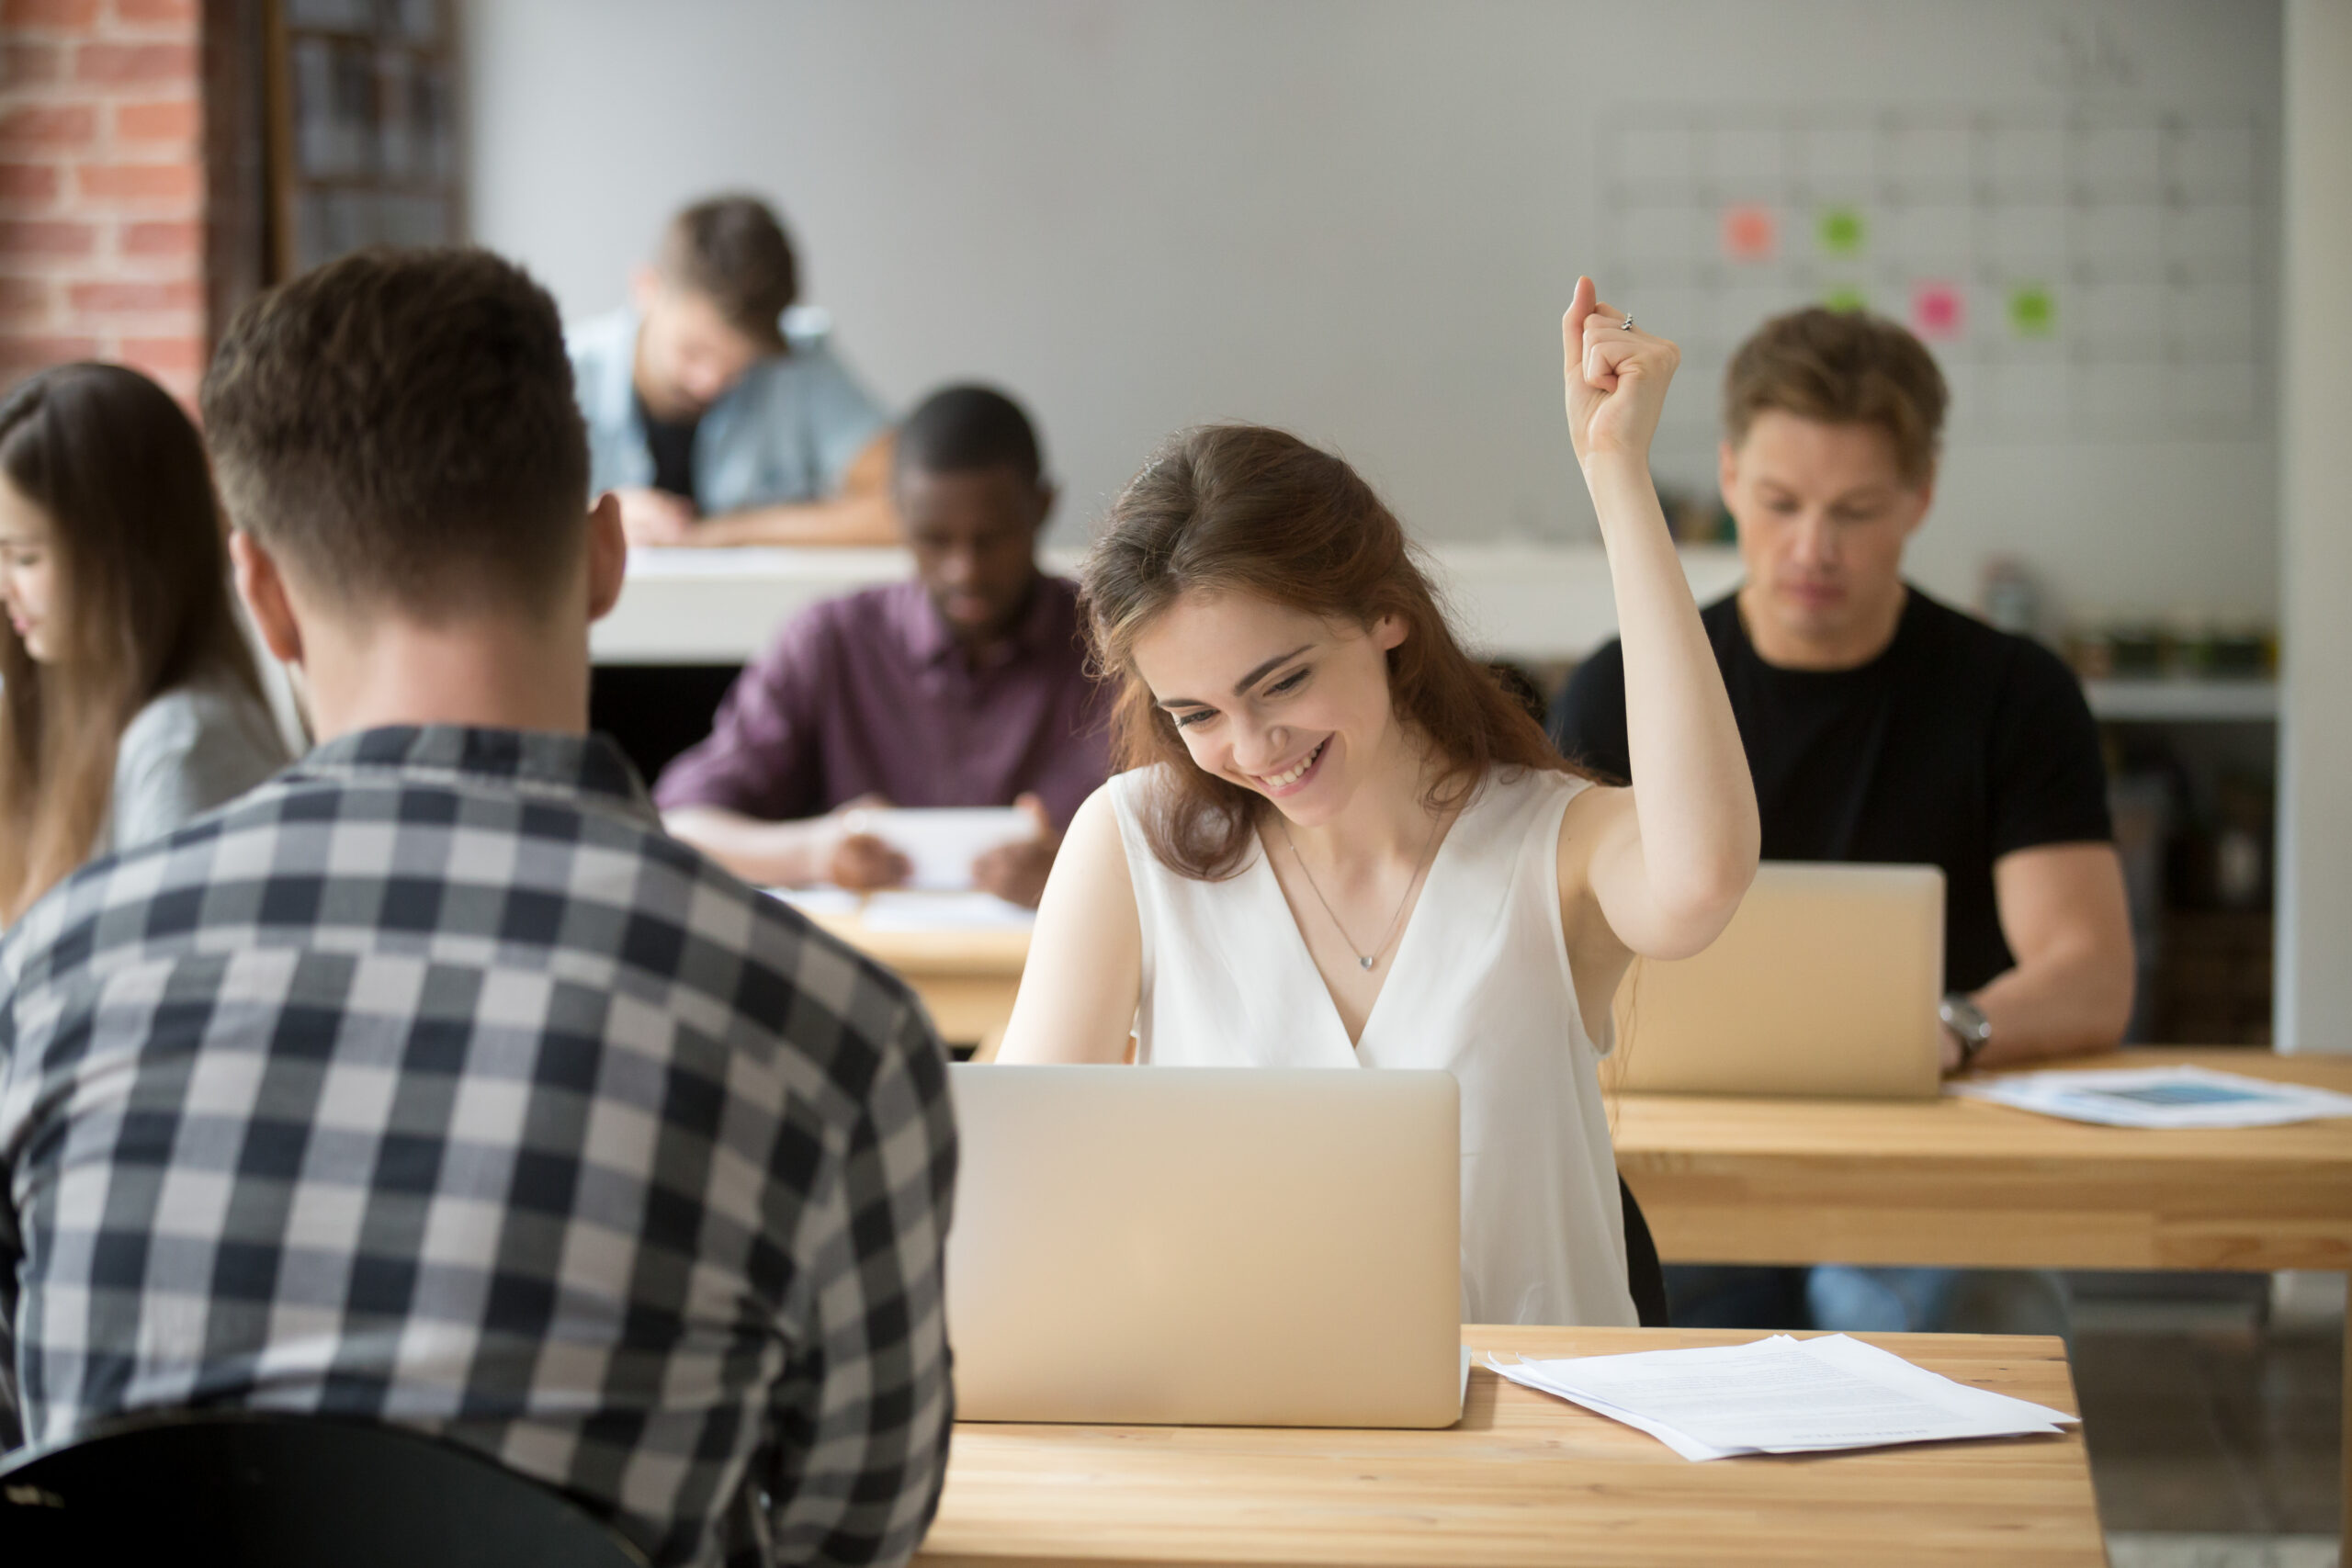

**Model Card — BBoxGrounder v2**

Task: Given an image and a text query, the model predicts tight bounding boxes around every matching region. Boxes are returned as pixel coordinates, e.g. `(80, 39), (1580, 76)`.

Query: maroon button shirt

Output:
(652, 574), (1113, 829)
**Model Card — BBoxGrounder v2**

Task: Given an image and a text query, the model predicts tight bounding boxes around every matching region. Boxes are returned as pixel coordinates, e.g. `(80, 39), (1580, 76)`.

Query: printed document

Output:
(1951, 1064), (2352, 1128)
(1484, 1335), (2076, 1461)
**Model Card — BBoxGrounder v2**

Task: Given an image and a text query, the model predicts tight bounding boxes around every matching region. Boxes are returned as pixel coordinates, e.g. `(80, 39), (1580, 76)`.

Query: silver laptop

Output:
(1603, 861), (1947, 1100)
(946, 1065), (1462, 1427)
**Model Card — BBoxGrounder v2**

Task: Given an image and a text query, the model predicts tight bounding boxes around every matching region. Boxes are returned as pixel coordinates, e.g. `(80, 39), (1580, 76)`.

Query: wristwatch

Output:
(1939, 994), (1993, 1069)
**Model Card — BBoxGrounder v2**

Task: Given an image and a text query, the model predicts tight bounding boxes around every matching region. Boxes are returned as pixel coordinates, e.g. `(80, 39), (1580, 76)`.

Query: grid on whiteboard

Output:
(1596, 107), (2267, 485)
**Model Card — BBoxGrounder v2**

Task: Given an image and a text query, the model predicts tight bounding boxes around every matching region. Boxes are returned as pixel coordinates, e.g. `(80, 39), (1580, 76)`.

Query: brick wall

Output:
(1, 0), (208, 404)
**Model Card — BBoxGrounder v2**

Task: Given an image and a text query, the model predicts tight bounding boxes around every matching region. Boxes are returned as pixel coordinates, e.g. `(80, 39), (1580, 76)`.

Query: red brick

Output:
(119, 218), (198, 256)
(0, 218), (96, 257)
(0, 164), (62, 207)
(65, 277), (200, 313)
(112, 98), (198, 144)
(3, 44), (64, 86)
(3, 0), (98, 28)
(0, 333), (103, 367)
(117, 333), (203, 374)
(0, 105), (98, 150)
(112, 0), (196, 24)
(74, 41), (196, 85)
(74, 160), (200, 203)
(0, 276), (51, 322)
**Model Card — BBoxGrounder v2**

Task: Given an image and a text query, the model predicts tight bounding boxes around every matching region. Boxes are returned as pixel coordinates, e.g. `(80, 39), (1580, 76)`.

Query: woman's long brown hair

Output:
(1081, 423), (1588, 880)
(0, 363), (266, 920)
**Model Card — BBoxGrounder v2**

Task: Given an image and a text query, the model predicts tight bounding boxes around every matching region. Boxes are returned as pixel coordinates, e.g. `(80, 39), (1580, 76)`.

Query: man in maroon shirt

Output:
(655, 385), (1108, 907)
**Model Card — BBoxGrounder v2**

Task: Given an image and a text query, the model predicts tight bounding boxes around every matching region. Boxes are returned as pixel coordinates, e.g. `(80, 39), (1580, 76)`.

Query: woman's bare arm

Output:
(993, 786), (1144, 1064)
(1555, 276), (1759, 967)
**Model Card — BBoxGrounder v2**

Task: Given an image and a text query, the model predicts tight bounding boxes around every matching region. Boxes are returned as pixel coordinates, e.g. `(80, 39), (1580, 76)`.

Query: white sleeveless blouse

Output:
(1110, 764), (1636, 1327)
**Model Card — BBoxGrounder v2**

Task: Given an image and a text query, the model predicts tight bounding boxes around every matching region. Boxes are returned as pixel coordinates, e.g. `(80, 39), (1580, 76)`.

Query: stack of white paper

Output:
(1951, 1065), (2352, 1128)
(1485, 1335), (2077, 1461)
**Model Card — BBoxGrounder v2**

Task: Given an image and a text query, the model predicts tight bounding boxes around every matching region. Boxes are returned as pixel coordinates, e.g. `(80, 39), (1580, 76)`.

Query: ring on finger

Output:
(1620, 314), (1634, 331)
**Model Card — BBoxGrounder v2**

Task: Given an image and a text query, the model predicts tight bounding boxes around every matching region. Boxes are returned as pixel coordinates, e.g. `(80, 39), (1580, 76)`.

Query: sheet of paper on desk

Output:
(858, 891), (1035, 931)
(1484, 1335), (2075, 1461)
(1951, 1065), (2352, 1128)
(849, 807), (1032, 891)
(765, 886), (865, 918)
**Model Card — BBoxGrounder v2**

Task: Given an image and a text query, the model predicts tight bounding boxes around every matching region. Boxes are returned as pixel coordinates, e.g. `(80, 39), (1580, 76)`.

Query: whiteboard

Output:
(461, 0), (2281, 628)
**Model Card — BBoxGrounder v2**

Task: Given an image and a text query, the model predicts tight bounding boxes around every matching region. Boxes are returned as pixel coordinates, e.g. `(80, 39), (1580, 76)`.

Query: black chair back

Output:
(1619, 1174), (1672, 1326)
(0, 1409), (648, 1568)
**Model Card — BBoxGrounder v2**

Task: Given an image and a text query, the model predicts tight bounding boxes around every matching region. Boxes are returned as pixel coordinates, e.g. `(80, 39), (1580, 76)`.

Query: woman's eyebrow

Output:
(1154, 644), (1315, 711)
(1231, 644), (1313, 695)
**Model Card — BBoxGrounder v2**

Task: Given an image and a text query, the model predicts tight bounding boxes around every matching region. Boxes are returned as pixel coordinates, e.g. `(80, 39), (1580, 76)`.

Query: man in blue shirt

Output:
(569, 195), (898, 547)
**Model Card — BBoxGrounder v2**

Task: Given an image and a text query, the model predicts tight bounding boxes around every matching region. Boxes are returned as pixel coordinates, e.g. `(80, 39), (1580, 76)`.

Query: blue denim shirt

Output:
(566, 308), (891, 514)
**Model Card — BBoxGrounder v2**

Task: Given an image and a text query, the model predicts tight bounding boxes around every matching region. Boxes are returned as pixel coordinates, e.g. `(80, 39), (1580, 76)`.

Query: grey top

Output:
(567, 308), (892, 512)
(101, 674), (292, 856)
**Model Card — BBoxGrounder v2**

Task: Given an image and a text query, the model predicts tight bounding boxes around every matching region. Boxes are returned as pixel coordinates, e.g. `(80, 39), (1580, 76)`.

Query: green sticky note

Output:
(1816, 206), (1866, 256)
(1822, 284), (1870, 313)
(2008, 284), (2056, 338)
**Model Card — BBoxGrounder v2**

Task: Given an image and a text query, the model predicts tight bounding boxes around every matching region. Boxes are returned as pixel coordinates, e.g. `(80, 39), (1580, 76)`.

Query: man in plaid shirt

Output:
(0, 249), (956, 1566)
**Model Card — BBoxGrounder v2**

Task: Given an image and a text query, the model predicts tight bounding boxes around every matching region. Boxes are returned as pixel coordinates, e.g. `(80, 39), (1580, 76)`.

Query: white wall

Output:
(461, 0), (2279, 628)
(2275, 0), (2352, 1055)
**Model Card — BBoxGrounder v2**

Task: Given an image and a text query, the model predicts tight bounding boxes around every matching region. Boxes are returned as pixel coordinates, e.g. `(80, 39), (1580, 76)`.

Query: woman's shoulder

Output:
(1103, 761), (1182, 811)
(1477, 761), (1594, 813)
(117, 675), (289, 789)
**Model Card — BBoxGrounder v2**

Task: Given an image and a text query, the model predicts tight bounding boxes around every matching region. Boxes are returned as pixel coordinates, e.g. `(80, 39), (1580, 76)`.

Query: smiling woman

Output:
(996, 279), (1761, 1329)
(1083, 423), (1569, 884)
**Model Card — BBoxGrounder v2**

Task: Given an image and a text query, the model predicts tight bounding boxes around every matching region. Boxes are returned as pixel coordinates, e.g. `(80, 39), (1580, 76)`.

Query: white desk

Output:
(592, 542), (1749, 666)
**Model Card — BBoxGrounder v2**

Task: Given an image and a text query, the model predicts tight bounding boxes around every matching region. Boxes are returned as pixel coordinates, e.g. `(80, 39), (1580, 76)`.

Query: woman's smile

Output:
(1253, 736), (1329, 796)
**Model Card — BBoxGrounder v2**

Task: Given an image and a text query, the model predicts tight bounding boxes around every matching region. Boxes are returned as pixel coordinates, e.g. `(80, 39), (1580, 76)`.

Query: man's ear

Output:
(585, 491), (628, 622)
(1033, 479), (1059, 533)
(230, 529), (304, 665)
(628, 265), (663, 315)
(1716, 439), (1740, 512)
(1904, 458), (1939, 539)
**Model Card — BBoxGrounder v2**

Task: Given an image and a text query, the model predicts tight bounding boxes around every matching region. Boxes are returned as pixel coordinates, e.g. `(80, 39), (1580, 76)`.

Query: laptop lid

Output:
(1602, 861), (1947, 1100)
(945, 1065), (1462, 1427)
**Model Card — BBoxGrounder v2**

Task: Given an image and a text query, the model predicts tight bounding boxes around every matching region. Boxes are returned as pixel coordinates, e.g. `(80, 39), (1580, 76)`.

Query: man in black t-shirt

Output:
(1551, 307), (2133, 1332)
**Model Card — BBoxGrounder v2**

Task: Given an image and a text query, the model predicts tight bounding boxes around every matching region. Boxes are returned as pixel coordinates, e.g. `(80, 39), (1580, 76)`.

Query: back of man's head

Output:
(201, 246), (590, 622)
(657, 196), (797, 351)
(1723, 308), (1948, 487)
(896, 384), (1045, 489)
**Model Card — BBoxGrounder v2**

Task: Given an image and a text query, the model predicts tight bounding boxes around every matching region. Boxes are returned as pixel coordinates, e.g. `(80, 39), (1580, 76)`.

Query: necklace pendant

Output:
(1359, 955), (1376, 971)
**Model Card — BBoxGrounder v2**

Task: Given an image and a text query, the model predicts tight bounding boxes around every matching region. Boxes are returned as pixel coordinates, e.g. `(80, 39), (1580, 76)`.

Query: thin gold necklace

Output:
(1274, 808), (1444, 972)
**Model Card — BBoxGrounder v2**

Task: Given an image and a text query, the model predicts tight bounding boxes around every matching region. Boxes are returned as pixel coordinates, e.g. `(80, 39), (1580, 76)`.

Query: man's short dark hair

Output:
(895, 384), (1044, 488)
(201, 246), (590, 618)
(1724, 307), (1949, 486)
(658, 196), (797, 349)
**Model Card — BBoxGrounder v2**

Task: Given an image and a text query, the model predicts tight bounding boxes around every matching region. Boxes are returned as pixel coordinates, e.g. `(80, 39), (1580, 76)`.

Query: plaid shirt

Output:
(0, 727), (956, 1568)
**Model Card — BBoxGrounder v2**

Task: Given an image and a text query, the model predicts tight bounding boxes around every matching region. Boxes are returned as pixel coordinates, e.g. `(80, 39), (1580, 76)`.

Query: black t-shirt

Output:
(637, 394), (700, 507)
(1548, 587), (2112, 993)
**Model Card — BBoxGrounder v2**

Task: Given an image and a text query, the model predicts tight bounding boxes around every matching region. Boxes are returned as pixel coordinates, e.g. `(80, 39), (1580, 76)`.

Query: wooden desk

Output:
(805, 910), (1028, 1055)
(1611, 1046), (2352, 1555)
(918, 1325), (2102, 1567)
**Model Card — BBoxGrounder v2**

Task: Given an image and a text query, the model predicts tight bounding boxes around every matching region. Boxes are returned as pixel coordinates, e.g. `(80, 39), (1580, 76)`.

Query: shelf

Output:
(2085, 678), (2278, 723)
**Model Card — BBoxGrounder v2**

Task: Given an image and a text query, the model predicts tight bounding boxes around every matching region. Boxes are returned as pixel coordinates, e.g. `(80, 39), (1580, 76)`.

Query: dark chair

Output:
(0, 1408), (649, 1568)
(1619, 1174), (1671, 1327)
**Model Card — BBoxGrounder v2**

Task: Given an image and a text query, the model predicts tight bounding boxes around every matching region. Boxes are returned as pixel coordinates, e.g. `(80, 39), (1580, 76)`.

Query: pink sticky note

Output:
(1721, 204), (1777, 263)
(1912, 281), (1965, 340)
